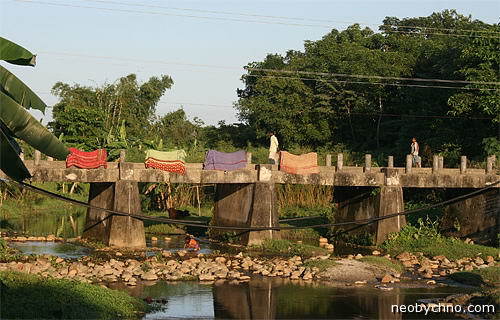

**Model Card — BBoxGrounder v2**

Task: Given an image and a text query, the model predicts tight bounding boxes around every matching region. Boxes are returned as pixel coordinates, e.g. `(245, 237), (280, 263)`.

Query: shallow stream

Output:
(109, 278), (476, 319)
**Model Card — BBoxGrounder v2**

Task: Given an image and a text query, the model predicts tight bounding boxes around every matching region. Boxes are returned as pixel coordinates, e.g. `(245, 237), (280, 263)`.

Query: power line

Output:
(383, 29), (500, 39)
(247, 68), (500, 86)
(74, 0), (500, 35)
(36, 51), (500, 89)
(159, 101), (494, 119)
(2, 178), (498, 232)
(14, 0), (335, 28)
(246, 74), (500, 91)
(36, 93), (494, 120)
(14, 0), (500, 38)
(39, 51), (239, 70)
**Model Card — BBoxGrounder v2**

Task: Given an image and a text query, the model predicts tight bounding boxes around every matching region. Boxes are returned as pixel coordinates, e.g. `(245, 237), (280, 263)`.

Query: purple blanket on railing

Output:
(203, 150), (247, 171)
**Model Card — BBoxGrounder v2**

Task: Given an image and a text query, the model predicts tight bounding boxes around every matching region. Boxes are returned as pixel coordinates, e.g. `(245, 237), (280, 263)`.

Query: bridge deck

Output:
(2, 160), (497, 188)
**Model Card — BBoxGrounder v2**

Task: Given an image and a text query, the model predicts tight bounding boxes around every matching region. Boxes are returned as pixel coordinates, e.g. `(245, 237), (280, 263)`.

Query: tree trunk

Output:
(376, 96), (383, 149)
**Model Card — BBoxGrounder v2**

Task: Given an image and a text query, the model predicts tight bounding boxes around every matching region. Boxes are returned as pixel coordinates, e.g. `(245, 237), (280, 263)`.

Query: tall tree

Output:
(236, 11), (499, 163)
(50, 74), (173, 150)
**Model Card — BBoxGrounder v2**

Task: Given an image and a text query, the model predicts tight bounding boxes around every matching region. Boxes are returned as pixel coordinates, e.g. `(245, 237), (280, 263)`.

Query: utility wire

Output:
(59, 0), (500, 35)
(14, 0), (500, 38)
(1, 178), (498, 232)
(14, 0), (336, 28)
(36, 51), (499, 88)
(34, 93), (494, 120)
(246, 68), (500, 86)
(247, 74), (499, 91)
(383, 29), (500, 39)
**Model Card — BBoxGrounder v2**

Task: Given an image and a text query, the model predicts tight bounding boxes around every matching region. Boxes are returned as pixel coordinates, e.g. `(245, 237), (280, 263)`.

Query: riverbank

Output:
(1, 235), (498, 319)
(0, 270), (149, 319)
(1, 237), (497, 287)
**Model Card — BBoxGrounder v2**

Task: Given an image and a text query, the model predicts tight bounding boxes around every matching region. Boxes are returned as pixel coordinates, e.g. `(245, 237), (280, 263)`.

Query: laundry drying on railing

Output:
(203, 150), (247, 171)
(279, 151), (319, 175)
(66, 148), (107, 169)
(144, 149), (187, 175)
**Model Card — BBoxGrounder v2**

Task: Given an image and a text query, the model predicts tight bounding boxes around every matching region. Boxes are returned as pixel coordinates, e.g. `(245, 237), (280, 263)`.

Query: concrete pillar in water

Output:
(83, 181), (146, 248)
(107, 180), (146, 248)
(440, 188), (499, 245)
(83, 182), (114, 244)
(213, 182), (279, 245)
(214, 165), (279, 245)
(375, 185), (405, 244)
(334, 168), (405, 244)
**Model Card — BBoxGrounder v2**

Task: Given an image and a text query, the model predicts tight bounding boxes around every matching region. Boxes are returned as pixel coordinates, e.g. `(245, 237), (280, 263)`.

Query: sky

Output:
(1, 0), (499, 126)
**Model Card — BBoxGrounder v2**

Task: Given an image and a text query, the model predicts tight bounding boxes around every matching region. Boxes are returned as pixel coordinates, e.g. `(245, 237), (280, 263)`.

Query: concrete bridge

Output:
(3, 151), (498, 248)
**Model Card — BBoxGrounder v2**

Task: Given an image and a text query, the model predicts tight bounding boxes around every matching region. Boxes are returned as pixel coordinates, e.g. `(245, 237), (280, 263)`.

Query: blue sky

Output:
(1, 0), (499, 125)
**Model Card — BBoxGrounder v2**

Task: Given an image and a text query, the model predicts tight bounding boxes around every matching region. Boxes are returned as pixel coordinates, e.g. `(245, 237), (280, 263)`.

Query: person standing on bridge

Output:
(411, 137), (421, 168)
(268, 132), (279, 164)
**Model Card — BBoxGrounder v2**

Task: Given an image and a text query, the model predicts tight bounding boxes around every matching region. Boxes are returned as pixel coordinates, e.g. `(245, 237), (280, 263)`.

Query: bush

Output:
(0, 271), (150, 319)
(250, 239), (328, 257)
(381, 219), (499, 260)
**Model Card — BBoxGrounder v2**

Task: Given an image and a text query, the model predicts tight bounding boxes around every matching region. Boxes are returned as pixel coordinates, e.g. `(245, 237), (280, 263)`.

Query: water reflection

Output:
(1, 211), (86, 238)
(10, 241), (92, 259)
(110, 278), (472, 319)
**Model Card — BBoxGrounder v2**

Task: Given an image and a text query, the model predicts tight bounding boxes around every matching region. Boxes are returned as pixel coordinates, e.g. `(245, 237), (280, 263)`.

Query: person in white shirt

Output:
(268, 132), (279, 164)
(411, 137), (421, 168)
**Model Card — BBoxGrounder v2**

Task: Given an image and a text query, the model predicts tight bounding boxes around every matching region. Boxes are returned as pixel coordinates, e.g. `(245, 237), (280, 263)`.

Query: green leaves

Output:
(0, 124), (31, 181)
(0, 91), (69, 160)
(0, 66), (47, 113)
(0, 37), (36, 66)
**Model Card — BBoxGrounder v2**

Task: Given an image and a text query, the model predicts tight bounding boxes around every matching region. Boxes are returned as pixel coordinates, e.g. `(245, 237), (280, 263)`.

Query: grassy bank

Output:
(381, 223), (499, 260)
(248, 239), (328, 258)
(0, 271), (149, 319)
(449, 266), (500, 286)
(359, 256), (405, 273)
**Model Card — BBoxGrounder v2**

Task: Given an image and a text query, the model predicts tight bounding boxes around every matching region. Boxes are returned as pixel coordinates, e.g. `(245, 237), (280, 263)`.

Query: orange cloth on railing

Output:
(66, 148), (107, 169)
(279, 151), (319, 174)
(144, 158), (186, 175)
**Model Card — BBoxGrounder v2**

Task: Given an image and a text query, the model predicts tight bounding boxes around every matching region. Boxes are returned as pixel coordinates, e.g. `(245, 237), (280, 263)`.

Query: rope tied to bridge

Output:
(1, 178), (498, 233)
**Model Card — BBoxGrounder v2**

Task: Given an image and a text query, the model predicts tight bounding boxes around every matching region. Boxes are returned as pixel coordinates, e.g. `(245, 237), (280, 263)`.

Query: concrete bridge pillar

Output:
(83, 180), (146, 248)
(213, 164), (279, 245)
(440, 188), (499, 245)
(213, 182), (279, 245)
(334, 169), (405, 244)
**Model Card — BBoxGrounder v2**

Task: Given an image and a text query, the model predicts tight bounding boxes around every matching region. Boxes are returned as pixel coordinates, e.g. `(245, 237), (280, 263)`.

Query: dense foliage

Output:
(47, 11), (499, 168)
(49, 74), (173, 153)
(236, 10), (499, 165)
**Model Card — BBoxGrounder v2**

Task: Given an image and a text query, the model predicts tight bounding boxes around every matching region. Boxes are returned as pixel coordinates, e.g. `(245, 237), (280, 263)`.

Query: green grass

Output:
(302, 259), (338, 271)
(0, 240), (29, 263)
(249, 239), (328, 257)
(144, 223), (184, 235)
(359, 256), (405, 273)
(381, 224), (499, 260)
(0, 271), (150, 319)
(474, 266), (500, 283)
(449, 267), (500, 287)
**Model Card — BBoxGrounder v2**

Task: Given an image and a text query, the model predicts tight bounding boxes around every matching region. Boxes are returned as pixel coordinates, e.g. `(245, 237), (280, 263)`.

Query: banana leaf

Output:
(0, 91), (69, 160)
(0, 123), (31, 181)
(0, 37), (36, 66)
(0, 65), (46, 113)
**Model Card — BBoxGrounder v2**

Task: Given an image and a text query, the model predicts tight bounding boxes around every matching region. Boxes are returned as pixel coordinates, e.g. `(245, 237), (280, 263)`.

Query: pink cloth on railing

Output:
(279, 151), (319, 174)
(66, 148), (107, 169)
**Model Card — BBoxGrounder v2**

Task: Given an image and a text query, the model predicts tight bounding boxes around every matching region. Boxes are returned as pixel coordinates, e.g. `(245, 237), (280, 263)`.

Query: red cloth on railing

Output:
(66, 148), (107, 169)
(144, 158), (186, 175)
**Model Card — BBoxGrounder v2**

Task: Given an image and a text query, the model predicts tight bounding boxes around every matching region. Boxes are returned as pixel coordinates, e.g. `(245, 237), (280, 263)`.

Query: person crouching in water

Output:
(184, 234), (200, 251)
